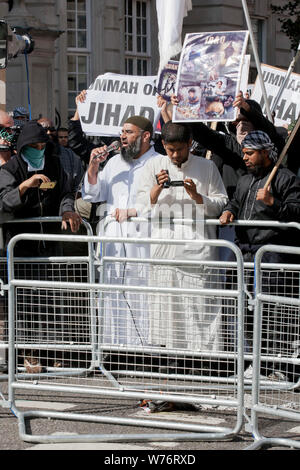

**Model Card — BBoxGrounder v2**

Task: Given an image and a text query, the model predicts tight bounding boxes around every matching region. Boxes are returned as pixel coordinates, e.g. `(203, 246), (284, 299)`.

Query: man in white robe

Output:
(136, 121), (228, 353)
(82, 116), (160, 347)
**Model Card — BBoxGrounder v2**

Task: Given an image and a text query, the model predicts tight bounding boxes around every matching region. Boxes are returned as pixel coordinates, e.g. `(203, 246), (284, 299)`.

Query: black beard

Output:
(120, 135), (142, 162)
(247, 165), (269, 177)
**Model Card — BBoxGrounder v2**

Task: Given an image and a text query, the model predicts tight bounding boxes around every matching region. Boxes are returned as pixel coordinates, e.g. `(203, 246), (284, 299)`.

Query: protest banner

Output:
(157, 60), (179, 102)
(251, 64), (300, 127)
(78, 73), (161, 136)
(173, 31), (249, 123)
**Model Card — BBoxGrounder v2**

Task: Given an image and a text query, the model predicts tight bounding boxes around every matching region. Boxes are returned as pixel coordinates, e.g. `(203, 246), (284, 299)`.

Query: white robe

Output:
(82, 147), (160, 346)
(136, 154), (228, 351)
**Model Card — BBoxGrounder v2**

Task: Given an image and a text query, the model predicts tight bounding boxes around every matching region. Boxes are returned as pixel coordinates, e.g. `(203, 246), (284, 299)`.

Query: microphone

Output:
(92, 140), (120, 160)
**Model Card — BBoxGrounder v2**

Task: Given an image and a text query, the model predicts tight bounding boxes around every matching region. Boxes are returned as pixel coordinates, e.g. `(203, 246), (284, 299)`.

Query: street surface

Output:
(0, 377), (299, 452)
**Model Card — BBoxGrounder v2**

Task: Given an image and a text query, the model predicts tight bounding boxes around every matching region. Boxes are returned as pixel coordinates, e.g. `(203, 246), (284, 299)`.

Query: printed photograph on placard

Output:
(157, 61), (179, 102)
(173, 31), (249, 122)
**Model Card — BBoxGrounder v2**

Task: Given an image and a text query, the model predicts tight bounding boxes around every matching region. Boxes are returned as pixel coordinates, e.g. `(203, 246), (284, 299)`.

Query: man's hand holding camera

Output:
(151, 169), (170, 204)
(184, 178), (203, 204)
(151, 170), (203, 205)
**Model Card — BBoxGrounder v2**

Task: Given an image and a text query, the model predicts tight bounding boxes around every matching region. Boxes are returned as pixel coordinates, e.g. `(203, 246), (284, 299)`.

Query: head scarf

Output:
(241, 130), (278, 163)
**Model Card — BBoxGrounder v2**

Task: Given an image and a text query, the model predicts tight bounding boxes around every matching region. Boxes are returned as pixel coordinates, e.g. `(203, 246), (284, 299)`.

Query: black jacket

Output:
(189, 122), (247, 199)
(224, 165), (300, 249)
(0, 121), (75, 254)
(189, 102), (287, 199)
(286, 127), (300, 175)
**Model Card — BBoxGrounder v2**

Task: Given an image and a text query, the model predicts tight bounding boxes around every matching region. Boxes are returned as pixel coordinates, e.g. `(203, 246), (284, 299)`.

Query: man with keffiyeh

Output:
(220, 130), (300, 262)
(220, 130), (300, 371)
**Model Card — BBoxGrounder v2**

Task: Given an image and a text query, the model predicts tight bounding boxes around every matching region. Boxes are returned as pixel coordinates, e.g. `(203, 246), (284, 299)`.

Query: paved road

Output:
(1, 376), (299, 452)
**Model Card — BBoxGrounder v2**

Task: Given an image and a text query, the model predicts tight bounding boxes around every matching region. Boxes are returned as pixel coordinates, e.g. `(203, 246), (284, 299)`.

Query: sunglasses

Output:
(0, 127), (14, 142)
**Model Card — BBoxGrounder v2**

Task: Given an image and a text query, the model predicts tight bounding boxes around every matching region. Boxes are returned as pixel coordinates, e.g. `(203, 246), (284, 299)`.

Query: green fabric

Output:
(22, 145), (45, 169)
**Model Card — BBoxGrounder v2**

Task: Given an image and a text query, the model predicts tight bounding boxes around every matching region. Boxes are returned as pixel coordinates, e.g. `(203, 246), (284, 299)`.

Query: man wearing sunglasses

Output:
(0, 110), (15, 165)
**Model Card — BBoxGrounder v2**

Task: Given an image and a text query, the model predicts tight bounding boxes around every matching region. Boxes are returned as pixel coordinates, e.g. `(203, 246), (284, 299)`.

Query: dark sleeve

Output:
(68, 119), (97, 165)
(189, 122), (246, 172)
(68, 119), (118, 167)
(240, 105), (285, 154)
(57, 164), (76, 215)
(286, 127), (300, 175)
(222, 193), (241, 218)
(0, 168), (23, 213)
(221, 176), (248, 218)
(273, 170), (300, 222)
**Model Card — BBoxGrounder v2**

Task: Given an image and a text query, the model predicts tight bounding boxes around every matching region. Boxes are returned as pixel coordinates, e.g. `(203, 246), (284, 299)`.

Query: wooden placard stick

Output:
(206, 121), (218, 159)
(264, 114), (300, 189)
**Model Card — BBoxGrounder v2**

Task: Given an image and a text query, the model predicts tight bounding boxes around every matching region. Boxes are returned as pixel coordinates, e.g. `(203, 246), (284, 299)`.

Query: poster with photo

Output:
(173, 31), (249, 122)
(157, 60), (179, 102)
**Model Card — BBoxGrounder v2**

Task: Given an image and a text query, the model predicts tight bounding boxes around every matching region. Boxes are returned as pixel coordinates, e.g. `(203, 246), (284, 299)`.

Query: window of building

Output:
(67, 0), (91, 117)
(124, 0), (151, 75)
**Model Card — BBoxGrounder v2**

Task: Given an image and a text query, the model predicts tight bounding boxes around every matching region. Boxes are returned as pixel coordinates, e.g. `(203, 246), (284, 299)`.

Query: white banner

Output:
(251, 64), (300, 127)
(78, 73), (161, 137)
(157, 60), (179, 102)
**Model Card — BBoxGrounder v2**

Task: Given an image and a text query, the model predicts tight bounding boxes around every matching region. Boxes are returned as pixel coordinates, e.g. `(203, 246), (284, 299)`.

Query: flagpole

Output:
(241, 0), (273, 122)
(264, 114), (300, 189)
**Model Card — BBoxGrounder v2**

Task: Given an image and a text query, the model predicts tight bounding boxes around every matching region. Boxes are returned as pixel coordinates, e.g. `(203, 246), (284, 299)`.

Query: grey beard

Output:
(120, 135), (142, 162)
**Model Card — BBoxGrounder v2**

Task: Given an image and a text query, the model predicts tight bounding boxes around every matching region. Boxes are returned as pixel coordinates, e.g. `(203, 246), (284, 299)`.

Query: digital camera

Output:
(156, 169), (184, 188)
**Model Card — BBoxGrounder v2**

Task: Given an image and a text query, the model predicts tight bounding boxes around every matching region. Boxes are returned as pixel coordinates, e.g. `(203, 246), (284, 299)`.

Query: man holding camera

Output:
(136, 121), (228, 355)
(0, 110), (15, 166)
(137, 121), (228, 255)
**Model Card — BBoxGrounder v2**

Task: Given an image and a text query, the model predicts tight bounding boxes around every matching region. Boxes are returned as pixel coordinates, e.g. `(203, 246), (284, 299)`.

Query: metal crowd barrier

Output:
(1, 217), (300, 448)
(247, 244), (300, 450)
(5, 231), (246, 444)
(0, 217), (94, 408)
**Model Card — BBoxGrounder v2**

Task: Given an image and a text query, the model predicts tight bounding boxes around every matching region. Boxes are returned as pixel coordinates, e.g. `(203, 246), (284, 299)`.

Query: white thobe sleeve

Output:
(201, 161), (228, 217)
(135, 160), (156, 216)
(82, 166), (109, 203)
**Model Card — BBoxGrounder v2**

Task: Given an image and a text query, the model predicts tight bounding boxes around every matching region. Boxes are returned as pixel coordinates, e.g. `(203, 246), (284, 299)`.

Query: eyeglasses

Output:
(120, 129), (144, 136)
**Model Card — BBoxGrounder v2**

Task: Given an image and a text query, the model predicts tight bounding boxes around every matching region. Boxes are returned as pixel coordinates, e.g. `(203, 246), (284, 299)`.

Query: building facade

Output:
(0, 0), (297, 126)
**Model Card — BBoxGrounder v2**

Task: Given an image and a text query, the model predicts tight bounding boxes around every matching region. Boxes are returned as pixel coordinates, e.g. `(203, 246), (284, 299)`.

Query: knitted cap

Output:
(124, 116), (153, 136)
